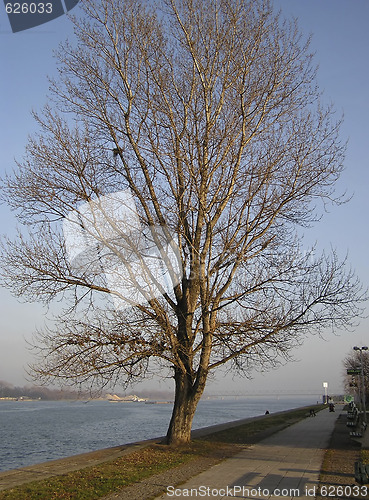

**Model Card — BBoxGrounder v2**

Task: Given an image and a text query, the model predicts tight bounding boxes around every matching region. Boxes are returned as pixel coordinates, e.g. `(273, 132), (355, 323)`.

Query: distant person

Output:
(310, 409), (316, 417)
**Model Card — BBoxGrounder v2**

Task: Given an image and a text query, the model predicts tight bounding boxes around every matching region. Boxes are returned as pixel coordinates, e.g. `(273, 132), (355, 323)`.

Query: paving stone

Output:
(156, 407), (340, 499)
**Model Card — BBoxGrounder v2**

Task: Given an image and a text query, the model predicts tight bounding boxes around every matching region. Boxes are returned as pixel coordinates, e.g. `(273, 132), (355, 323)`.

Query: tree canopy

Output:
(0, 0), (365, 444)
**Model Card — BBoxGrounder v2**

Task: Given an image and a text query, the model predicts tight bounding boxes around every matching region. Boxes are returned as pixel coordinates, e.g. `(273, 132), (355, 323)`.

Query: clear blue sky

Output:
(0, 1), (368, 397)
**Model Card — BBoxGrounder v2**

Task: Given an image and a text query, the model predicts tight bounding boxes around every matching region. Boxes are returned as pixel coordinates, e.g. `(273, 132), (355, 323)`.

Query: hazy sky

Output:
(0, 1), (368, 399)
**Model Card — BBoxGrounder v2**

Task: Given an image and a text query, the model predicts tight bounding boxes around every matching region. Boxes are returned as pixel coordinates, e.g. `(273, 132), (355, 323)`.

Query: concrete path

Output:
(156, 407), (341, 499)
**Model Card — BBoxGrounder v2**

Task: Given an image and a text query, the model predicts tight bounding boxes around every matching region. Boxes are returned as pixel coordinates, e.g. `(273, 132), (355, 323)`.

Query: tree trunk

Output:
(166, 368), (205, 445)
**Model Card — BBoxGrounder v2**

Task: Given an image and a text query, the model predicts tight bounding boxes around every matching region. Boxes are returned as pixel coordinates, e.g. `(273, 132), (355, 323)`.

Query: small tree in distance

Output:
(343, 349), (369, 403)
(0, 0), (365, 445)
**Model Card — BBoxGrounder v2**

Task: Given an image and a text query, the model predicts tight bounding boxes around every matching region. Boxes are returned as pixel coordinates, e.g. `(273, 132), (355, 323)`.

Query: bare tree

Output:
(343, 350), (369, 403)
(0, 0), (365, 444)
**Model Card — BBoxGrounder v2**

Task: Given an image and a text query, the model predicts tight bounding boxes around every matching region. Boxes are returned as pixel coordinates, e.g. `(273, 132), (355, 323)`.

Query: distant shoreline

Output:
(0, 397), (40, 401)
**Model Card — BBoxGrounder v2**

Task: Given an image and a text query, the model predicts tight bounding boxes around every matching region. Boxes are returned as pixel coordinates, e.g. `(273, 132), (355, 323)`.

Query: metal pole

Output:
(323, 382), (328, 404)
(361, 348), (367, 425)
(354, 346), (367, 426)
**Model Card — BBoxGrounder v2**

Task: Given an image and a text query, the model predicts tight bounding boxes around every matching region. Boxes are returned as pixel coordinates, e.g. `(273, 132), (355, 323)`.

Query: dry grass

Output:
(0, 442), (222, 500)
(316, 412), (365, 500)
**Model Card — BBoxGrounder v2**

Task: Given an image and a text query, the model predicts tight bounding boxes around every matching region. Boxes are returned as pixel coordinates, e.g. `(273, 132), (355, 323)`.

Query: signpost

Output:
(353, 346), (368, 425)
(347, 369), (362, 375)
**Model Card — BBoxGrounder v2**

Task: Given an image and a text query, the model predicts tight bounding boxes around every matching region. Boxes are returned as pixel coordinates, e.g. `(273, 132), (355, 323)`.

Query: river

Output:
(0, 395), (320, 472)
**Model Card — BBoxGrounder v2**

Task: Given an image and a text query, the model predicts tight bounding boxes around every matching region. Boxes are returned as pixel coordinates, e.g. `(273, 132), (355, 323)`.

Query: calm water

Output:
(0, 396), (318, 472)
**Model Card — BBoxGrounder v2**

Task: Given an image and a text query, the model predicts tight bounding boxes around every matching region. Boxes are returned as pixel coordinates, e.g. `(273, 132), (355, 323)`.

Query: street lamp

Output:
(353, 346), (368, 425)
(323, 382), (328, 404)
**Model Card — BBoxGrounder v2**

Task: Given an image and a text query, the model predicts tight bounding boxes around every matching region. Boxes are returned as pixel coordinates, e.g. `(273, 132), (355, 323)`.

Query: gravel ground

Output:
(317, 412), (366, 500)
(101, 444), (238, 500)
(100, 421), (311, 500)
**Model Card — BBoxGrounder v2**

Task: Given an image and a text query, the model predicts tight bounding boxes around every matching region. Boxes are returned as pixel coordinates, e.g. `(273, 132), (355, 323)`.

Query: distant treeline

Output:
(0, 380), (86, 400)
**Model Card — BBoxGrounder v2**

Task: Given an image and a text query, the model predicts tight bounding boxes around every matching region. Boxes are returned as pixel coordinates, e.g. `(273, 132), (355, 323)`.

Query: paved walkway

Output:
(156, 407), (341, 499)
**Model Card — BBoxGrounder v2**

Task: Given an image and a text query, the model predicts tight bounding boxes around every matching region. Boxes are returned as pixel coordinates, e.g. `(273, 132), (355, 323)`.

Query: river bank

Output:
(0, 405), (323, 498)
(0, 396), (319, 472)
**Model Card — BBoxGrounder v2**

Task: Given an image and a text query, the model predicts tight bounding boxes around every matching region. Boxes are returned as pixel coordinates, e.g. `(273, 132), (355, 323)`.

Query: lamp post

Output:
(353, 346), (368, 425)
(323, 382), (328, 404)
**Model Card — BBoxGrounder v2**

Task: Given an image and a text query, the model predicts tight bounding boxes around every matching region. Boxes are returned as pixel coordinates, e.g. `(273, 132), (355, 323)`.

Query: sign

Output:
(344, 395), (354, 403)
(347, 369), (361, 375)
